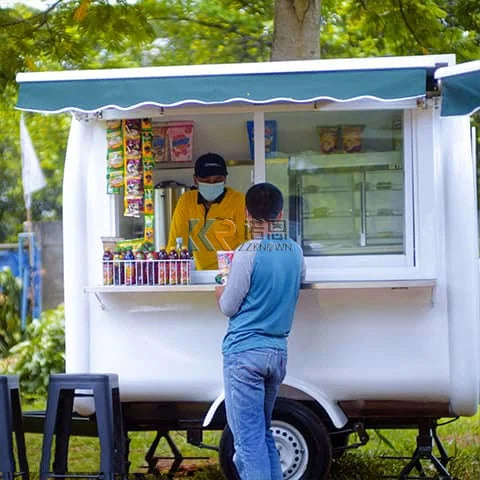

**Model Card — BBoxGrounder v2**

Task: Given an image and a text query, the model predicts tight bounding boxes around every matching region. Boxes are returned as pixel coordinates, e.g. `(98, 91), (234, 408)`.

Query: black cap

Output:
(194, 153), (227, 177)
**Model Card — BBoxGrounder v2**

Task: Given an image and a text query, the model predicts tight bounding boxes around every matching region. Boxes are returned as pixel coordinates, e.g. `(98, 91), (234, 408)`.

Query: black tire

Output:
(219, 398), (332, 480)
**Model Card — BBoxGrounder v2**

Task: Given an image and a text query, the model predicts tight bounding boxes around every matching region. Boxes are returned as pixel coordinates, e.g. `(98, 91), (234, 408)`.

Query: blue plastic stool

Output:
(39, 374), (127, 480)
(0, 375), (29, 480)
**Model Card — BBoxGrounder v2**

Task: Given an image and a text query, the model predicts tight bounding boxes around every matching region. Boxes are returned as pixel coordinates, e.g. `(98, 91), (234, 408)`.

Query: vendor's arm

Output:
(218, 242), (256, 317)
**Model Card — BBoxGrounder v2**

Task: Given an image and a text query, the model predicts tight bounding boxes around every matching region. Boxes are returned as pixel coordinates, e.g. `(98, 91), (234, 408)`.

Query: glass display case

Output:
(265, 109), (408, 257)
(291, 151), (404, 255)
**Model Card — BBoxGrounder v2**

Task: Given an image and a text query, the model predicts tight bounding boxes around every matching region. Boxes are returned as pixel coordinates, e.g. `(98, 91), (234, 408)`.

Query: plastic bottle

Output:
(113, 247), (124, 285)
(135, 248), (146, 285)
(102, 249), (113, 285)
(124, 247), (136, 286)
(158, 248), (169, 285)
(168, 246), (179, 285)
(146, 247), (159, 285)
(175, 237), (183, 282)
(179, 247), (191, 285)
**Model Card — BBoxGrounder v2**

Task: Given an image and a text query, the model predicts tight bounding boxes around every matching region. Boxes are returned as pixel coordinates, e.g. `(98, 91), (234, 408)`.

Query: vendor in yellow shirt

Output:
(167, 153), (248, 270)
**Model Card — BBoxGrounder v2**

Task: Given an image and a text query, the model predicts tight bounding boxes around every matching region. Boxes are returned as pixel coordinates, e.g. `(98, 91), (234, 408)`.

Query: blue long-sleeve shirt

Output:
(219, 238), (306, 355)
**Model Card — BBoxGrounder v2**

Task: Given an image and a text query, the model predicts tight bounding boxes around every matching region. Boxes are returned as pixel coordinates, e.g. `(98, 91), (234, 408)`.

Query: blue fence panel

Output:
(0, 250), (20, 277)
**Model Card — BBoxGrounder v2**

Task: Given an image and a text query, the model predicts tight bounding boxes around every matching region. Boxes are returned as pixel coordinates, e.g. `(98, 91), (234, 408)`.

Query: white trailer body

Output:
(16, 55), (480, 479)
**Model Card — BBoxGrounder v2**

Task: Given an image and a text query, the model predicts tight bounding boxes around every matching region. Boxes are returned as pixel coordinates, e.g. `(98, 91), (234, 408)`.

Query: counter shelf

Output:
(85, 279), (436, 309)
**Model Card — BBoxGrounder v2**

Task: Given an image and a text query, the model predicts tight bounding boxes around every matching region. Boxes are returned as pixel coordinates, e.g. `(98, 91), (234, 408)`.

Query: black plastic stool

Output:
(39, 373), (127, 480)
(0, 375), (29, 480)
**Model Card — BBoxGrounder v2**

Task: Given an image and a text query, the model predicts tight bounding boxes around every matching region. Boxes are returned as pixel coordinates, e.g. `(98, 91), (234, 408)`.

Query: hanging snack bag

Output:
(106, 120), (124, 194)
(142, 119), (155, 245)
(144, 214), (154, 243)
(144, 189), (154, 215)
(123, 119), (144, 217)
(152, 122), (169, 163)
(318, 126), (339, 154)
(342, 125), (364, 153)
(168, 122), (194, 162)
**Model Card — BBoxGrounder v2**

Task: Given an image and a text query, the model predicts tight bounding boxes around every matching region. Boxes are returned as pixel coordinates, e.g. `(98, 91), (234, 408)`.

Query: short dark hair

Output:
(246, 182), (283, 221)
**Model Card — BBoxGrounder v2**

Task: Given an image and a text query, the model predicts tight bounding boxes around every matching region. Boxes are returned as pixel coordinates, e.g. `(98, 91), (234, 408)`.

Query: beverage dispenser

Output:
(154, 181), (188, 249)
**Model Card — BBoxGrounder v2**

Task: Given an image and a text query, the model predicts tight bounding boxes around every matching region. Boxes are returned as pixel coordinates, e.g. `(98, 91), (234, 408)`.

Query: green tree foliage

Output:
(0, 0), (479, 243)
(0, 267), (22, 356)
(320, 0), (480, 60)
(7, 304), (65, 394)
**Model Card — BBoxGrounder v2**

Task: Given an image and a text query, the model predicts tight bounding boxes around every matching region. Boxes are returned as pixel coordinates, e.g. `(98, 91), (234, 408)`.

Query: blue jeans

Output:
(223, 348), (287, 480)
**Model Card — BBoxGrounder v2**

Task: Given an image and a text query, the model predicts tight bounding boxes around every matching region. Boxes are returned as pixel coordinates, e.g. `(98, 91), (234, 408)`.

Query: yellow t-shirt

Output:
(167, 187), (247, 270)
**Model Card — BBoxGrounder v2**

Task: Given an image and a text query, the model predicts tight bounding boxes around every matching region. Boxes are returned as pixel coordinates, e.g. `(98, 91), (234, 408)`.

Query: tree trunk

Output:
(271, 0), (321, 61)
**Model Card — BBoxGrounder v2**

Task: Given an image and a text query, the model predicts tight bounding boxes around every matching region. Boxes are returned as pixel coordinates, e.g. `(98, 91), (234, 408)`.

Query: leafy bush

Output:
(0, 266), (23, 356)
(8, 304), (65, 395)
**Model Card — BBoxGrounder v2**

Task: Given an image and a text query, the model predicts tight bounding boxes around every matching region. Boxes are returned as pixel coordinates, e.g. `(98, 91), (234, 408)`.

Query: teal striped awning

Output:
(16, 60), (430, 114)
(435, 61), (480, 117)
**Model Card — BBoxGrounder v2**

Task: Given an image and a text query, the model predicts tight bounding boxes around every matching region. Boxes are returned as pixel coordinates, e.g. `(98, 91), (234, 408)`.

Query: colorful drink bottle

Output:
(168, 247), (179, 285)
(158, 248), (168, 285)
(124, 248), (136, 286)
(113, 248), (124, 285)
(146, 248), (159, 285)
(135, 249), (146, 285)
(179, 248), (191, 285)
(102, 249), (113, 285)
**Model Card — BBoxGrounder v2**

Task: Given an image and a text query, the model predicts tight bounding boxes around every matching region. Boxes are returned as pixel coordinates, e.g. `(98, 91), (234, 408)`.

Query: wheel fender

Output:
(283, 375), (348, 428)
(202, 375), (347, 429)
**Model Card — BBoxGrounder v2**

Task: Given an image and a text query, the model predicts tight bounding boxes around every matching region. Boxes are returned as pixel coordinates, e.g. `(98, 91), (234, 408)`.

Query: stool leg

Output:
(112, 388), (128, 476)
(93, 384), (115, 480)
(10, 388), (29, 480)
(0, 381), (15, 480)
(52, 389), (74, 475)
(40, 384), (62, 480)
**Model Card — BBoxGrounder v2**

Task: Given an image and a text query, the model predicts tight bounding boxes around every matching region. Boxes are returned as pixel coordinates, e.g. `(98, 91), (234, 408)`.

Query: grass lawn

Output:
(21, 396), (480, 479)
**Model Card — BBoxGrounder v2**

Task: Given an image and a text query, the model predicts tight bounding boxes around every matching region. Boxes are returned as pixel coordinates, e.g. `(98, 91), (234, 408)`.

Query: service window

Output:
(264, 109), (414, 267)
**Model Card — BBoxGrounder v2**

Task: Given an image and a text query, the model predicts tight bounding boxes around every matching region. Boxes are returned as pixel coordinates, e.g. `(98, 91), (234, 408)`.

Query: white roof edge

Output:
(435, 60), (480, 80)
(16, 54), (456, 83)
(15, 95), (424, 115)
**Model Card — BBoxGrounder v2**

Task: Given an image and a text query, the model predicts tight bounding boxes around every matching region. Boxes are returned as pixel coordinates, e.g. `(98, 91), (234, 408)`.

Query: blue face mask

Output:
(198, 182), (225, 202)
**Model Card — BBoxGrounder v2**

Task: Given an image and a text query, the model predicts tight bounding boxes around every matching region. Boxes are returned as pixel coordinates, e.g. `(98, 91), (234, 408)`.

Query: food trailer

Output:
(16, 55), (480, 479)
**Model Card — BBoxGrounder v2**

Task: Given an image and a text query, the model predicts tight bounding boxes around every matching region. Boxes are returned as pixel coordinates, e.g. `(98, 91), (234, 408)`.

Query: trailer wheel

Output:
(219, 398), (332, 480)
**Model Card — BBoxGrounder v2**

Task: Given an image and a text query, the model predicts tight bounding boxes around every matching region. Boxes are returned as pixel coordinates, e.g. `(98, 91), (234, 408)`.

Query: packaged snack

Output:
(107, 131), (123, 150)
(126, 177), (144, 196)
(124, 197), (144, 217)
(168, 122), (194, 162)
(125, 137), (142, 159)
(342, 125), (364, 153)
(318, 126), (339, 154)
(141, 118), (152, 130)
(108, 170), (124, 189)
(107, 150), (124, 169)
(144, 214), (154, 242)
(106, 119), (121, 131)
(142, 132), (153, 158)
(143, 164), (154, 189)
(124, 119), (141, 138)
(106, 120), (124, 194)
(152, 124), (169, 163)
(246, 120), (277, 160)
(125, 158), (143, 177)
(144, 189), (154, 215)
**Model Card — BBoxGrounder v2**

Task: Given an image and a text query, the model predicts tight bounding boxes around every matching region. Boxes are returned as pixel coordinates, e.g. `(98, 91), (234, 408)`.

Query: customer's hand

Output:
(215, 285), (225, 307)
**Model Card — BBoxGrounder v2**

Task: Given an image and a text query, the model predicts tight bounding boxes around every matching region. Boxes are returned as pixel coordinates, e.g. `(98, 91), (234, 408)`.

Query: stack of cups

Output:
(216, 251), (234, 285)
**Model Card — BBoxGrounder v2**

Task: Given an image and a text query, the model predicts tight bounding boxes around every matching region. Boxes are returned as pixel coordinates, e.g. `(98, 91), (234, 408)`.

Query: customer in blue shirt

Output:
(216, 182), (306, 480)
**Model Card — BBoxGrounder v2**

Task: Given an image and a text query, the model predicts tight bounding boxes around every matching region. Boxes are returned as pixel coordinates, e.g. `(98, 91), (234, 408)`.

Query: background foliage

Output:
(0, 266), (22, 355)
(7, 303), (65, 394)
